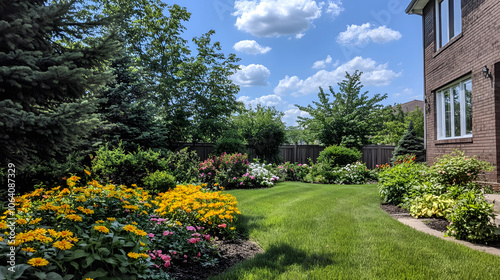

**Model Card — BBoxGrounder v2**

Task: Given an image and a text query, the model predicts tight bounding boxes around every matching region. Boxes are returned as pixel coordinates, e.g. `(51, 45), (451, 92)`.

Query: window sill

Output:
(435, 137), (473, 145)
(433, 33), (463, 58)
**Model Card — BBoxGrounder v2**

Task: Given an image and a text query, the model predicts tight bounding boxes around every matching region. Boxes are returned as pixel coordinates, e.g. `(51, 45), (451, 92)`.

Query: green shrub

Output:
(213, 130), (246, 155)
(391, 121), (425, 162)
(142, 170), (176, 193)
(446, 191), (497, 243)
(378, 161), (427, 205)
(91, 144), (169, 187)
(199, 153), (250, 189)
(304, 163), (338, 184)
(317, 145), (362, 169)
(164, 148), (200, 184)
(334, 162), (375, 185)
(409, 194), (455, 218)
(429, 150), (493, 186)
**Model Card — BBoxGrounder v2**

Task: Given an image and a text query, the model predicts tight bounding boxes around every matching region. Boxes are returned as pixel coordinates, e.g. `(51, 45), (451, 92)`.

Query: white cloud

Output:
(233, 40), (272, 54)
(274, 56), (400, 96)
(326, 0), (343, 16)
(337, 23), (402, 46)
(283, 108), (311, 126)
(312, 55), (333, 69)
(238, 94), (283, 107)
(233, 0), (327, 38)
(231, 64), (271, 87)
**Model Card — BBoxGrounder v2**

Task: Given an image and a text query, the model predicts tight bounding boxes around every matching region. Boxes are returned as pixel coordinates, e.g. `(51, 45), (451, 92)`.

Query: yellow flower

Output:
(28, 257), (49, 267)
(53, 239), (74, 250)
(65, 214), (83, 222)
(123, 225), (137, 232)
(16, 219), (27, 225)
(95, 220), (104, 224)
(21, 247), (36, 252)
(58, 230), (74, 238)
(139, 241), (146, 246)
(133, 229), (147, 236)
(131, 221), (138, 225)
(0, 221), (7, 229)
(107, 217), (116, 222)
(94, 225), (110, 234)
(29, 218), (42, 225)
(127, 252), (140, 259)
(175, 221), (182, 226)
(84, 169), (91, 176)
(140, 253), (149, 259)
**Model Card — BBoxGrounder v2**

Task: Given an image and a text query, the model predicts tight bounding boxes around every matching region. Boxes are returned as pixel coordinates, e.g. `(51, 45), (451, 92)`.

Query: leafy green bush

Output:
(317, 145), (362, 169)
(164, 148), (200, 184)
(409, 194), (455, 218)
(199, 153), (250, 189)
(446, 191), (497, 243)
(429, 150), (493, 186)
(333, 162), (375, 185)
(143, 170), (176, 193)
(213, 130), (246, 155)
(304, 163), (338, 184)
(91, 144), (169, 187)
(378, 160), (427, 205)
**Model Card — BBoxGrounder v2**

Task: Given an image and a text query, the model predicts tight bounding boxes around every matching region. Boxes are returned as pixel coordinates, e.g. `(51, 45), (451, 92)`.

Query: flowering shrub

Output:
(152, 184), (240, 238)
(333, 162), (375, 184)
(378, 161), (428, 205)
(429, 150), (493, 186)
(199, 153), (249, 189)
(0, 175), (242, 279)
(239, 163), (280, 188)
(276, 162), (310, 182)
(0, 176), (153, 279)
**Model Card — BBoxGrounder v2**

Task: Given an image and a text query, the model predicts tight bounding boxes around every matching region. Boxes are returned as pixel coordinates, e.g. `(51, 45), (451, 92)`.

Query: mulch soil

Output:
(167, 239), (263, 280)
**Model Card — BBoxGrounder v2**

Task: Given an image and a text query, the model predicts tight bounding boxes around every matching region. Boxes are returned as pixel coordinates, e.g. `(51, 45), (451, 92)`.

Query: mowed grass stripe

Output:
(210, 182), (500, 280)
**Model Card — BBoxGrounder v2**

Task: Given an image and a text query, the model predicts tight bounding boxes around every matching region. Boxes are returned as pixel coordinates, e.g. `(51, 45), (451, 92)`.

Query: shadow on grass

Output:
(212, 243), (336, 279)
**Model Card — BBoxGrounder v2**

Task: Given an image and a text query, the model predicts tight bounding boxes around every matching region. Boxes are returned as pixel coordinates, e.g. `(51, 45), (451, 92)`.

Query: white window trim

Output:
(436, 77), (472, 140)
(435, 0), (462, 50)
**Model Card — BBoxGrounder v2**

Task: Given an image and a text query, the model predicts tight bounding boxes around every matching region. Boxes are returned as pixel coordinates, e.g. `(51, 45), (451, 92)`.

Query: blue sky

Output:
(167, 0), (423, 126)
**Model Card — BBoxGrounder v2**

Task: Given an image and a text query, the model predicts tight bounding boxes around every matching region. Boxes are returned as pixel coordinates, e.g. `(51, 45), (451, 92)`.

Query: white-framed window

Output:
(435, 0), (462, 49)
(436, 77), (472, 139)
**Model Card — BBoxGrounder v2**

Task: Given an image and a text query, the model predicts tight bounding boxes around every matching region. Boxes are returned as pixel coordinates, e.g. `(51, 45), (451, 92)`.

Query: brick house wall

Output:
(419, 0), (500, 183)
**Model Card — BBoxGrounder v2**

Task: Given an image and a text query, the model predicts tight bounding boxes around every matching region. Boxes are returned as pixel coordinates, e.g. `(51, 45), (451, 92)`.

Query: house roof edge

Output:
(405, 0), (430, 15)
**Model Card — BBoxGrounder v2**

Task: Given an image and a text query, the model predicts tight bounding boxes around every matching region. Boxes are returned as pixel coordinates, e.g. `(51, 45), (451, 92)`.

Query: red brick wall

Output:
(421, 0), (500, 182)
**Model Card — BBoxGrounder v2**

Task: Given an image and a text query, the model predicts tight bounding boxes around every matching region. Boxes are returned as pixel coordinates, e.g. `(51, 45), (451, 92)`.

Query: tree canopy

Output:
(296, 71), (387, 150)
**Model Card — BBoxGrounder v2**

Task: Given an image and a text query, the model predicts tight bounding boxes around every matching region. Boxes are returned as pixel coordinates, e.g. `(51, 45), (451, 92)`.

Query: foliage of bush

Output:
(276, 162), (310, 182)
(429, 150), (493, 186)
(212, 130), (246, 155)
(446, 191), (497, 243)
(239, 163), (280, 188)
(91, 144), (170, 187)
(199, 153), (250, 189)
(391, 121), (425, 162)
(409, 194), (455, 219)
(143, 171), (176, 193)
(0, 176), (241, 279)
(378, 159), (427, 205)
(333, 162), (375, 185)
(163, 148), (200, 184)
(317, 145), (362, 169)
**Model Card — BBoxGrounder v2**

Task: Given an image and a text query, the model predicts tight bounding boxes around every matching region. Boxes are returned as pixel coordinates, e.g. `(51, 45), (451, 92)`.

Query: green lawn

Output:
(210, 182), (500, 280)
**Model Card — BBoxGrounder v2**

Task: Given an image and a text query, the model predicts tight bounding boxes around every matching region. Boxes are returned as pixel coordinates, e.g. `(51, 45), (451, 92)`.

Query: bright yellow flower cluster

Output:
(152, 184), (241, 228)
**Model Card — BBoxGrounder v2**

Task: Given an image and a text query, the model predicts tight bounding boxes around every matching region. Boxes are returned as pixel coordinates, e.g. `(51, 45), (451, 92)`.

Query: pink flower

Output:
(203, 234), (210, 241)
(188, 238), (200, 244)
(191, 233), (201, 237)
(164, 260), (171, 268)
(218, 224), (227, 228)
(251, 176), (255, 180)
(163, 231), (173, 236)
(233, 177), (237, 180)
(184, 255), (188, 258)
(186, 226), (196, 231)
(240, 182), (243, 185)
(467, 173), (471, 176)
(147, 233), (154, 238)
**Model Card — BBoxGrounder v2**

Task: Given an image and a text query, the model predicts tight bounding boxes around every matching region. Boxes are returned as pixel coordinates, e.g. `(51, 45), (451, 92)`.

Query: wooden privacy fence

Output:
(171, 143), (394, 169)
(361, 145), (395, 169)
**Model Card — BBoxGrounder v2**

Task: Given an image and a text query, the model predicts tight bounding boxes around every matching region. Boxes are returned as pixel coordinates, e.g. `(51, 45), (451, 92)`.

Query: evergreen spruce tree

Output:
(0, 0), (118, 168)
(391, 121), (425, 162)
(92, 55), (168, 152)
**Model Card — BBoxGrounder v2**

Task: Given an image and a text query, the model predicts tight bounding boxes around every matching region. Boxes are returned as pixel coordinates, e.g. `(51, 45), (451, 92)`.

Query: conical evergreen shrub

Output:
(391, 121), (425, 162)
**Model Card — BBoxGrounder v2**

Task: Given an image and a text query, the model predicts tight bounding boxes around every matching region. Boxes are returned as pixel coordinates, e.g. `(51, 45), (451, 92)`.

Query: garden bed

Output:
(169, 239), (262, 280)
